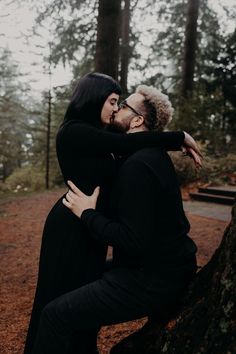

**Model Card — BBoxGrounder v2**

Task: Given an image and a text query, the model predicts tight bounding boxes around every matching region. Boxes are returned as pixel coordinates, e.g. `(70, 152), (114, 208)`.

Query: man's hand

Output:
(62, 181), (100, 218)
(183, 131), (203, 169)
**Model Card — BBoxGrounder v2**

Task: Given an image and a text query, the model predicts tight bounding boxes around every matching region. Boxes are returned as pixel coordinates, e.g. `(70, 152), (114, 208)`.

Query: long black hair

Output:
(63, 72), (122, 127)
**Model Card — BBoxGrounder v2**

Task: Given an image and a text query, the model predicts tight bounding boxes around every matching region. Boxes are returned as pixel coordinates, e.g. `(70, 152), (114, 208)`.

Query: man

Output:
(32, 85), (198, 354)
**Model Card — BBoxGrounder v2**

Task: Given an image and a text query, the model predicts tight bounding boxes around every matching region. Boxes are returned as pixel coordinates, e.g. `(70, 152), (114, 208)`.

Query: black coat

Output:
(24, 120), (185, 353)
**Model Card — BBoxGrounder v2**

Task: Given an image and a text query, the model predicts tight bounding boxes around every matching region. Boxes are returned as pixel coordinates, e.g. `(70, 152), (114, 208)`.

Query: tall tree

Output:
(0, 49), (30, 179)
(28, 84), (70, 187)
(34, 0), (125, 80)
(35, 0), (98, 77)
(182, 0), (200, 97)
(120, 0), (131, 93)
(95, 0), (122, 79)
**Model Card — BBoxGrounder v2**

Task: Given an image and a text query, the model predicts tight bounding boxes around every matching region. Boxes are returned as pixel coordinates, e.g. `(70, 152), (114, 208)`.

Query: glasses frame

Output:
(119, 100), (143, 117)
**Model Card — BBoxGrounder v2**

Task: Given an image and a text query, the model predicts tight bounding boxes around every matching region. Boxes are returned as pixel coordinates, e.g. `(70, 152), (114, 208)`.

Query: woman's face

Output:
(101, 93), (119, 125)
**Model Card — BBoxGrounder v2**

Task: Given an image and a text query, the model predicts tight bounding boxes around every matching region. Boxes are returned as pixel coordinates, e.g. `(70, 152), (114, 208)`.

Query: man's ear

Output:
(130, 115), (144, 128)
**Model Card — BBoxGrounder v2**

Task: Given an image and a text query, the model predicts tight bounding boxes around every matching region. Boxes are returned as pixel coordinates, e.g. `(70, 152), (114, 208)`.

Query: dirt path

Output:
(0, 189), (229, 354)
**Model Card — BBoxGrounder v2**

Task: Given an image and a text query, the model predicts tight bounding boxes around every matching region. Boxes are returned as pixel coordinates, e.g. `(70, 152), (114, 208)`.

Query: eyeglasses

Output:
(119, 100), (143, 117)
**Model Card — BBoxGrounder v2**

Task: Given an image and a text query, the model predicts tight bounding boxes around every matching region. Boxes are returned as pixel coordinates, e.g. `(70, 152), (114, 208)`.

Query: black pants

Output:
(32, 263), (196, 354)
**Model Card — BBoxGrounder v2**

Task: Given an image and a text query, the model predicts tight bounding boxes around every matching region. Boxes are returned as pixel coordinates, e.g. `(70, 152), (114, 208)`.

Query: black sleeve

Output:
(81, 159), (159, 255)
(81, 209), (139, 253)
(57, 121), (184, 154)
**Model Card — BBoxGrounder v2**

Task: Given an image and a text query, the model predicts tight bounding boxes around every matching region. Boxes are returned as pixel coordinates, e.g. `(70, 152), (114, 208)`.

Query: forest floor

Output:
(0, 187), (231, 354)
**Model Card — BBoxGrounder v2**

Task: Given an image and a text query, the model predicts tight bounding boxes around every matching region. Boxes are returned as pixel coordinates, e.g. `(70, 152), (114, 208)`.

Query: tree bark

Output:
(182, 0), (199, 98)
(95, 0), (122, 80)
(111, 200), (236, 354)
(119, 0), (131, 94)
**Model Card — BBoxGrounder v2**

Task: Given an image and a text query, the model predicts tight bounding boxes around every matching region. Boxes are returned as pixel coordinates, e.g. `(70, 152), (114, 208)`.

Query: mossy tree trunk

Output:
(111, 201), (236, 354)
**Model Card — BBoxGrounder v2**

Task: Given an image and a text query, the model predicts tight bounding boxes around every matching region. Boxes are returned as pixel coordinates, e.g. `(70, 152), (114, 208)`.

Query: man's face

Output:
(109, 93), (144, 133)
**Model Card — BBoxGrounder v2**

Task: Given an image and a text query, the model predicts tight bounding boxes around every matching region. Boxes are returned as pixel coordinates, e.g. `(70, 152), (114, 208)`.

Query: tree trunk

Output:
(111, 201), (236, 354)
(119, 0), (131, 94)
(95, 0), (122, 80)
(45, 89), (52, 190)
(182, 0), (199, 98)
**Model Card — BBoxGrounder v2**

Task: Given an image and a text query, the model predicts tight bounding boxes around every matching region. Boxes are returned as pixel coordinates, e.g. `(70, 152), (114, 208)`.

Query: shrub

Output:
(199, 154), (236, 185)
(0, 181), (10, 195)
(169, 151), (236, 186)
(168, 151), (198, 185)
(4, 166), (45, 193)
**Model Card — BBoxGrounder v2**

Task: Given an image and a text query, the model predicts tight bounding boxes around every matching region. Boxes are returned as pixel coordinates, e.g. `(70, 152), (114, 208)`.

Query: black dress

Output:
(24, 119), (184, 354)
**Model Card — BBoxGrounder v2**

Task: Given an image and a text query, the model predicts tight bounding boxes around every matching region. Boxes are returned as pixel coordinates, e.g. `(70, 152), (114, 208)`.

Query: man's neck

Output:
(127, 126), (148, 134)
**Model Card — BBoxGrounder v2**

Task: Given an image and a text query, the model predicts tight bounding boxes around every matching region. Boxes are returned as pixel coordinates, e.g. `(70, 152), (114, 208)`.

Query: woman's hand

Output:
(62, 181), (100, 218)
(182, 131), (203, 169)
(182, 146), (202, 169)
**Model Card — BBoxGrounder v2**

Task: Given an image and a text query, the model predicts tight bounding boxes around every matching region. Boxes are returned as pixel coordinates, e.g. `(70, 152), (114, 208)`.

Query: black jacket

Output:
(81, 147), (197, 271)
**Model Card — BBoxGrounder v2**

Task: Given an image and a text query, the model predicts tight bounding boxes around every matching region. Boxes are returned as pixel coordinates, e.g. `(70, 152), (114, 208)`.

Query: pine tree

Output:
(0, 49), (30, 179)
(95, 0), (121, 79)
(182, 0), (200, 97)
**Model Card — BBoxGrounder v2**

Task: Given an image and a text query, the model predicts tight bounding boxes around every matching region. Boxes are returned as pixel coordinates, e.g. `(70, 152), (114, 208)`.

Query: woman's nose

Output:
(113, 103), (119, 112)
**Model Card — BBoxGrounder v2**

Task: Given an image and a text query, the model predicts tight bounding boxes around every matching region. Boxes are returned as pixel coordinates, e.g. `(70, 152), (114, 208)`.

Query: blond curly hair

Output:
(136, 85), (174, 131)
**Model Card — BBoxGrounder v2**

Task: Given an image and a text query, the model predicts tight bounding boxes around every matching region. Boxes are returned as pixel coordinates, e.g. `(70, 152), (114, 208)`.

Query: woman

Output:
(24, 72), (200, 354)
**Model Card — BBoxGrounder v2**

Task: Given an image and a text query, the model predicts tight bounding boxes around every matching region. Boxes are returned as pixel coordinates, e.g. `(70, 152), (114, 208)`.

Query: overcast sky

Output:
(0, 0), (235, 95)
